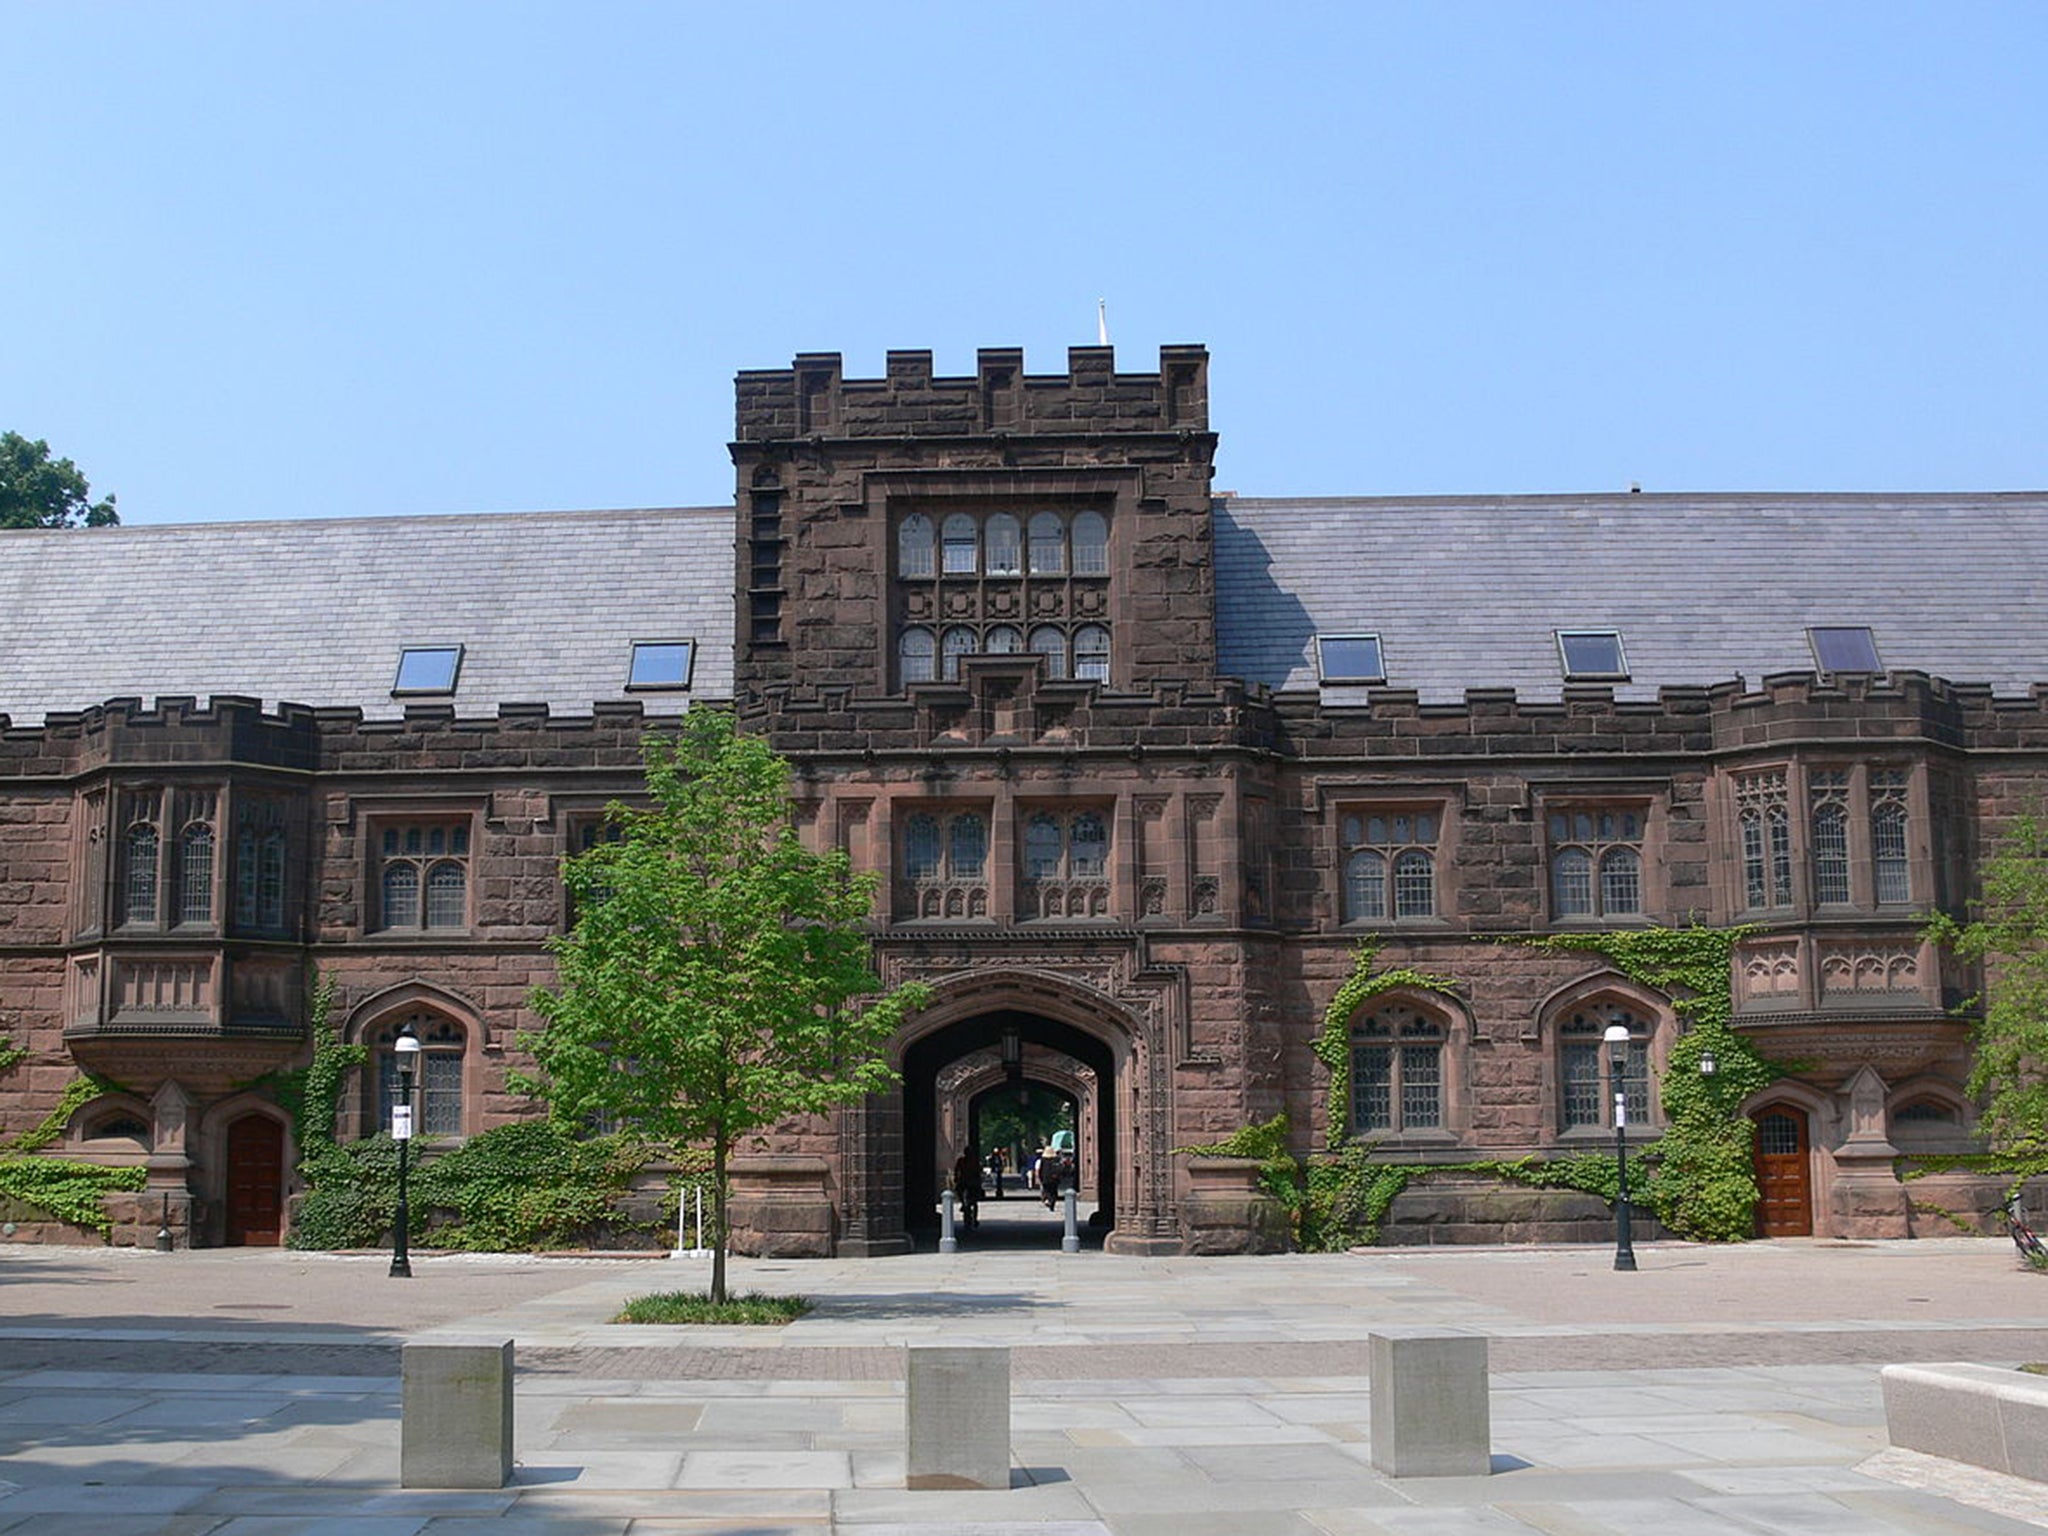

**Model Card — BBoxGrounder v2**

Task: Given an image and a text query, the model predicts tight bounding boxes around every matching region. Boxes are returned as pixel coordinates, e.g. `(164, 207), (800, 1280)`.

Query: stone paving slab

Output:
(7, 1241), (2048, 1531)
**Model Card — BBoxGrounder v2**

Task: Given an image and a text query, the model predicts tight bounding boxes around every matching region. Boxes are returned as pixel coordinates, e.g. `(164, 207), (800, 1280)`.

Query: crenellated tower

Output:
(729, 345), (1216, 707)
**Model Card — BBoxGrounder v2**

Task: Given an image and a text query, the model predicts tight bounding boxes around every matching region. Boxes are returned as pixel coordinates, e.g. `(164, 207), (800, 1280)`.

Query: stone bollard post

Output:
(1061, 1187), (1080, 1253)
(939, 1189), (958, 1254)
(906, 1345), (1010, 1489)
(1368, 1328), (1490, 1478)
(401, 1338), (515, 1489)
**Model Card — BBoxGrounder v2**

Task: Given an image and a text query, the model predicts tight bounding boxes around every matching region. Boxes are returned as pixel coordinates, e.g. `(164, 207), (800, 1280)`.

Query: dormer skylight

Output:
(627, 639), (695, 691)
(1317, 634), (1386, 685)
(1556, 630), (1628, 681)
(393, 645), (463, 696)
(1809, 626), (1882, 675)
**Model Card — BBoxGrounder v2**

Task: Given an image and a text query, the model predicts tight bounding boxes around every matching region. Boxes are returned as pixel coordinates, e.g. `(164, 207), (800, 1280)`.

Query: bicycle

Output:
(2001, 1190), (2047, 1267)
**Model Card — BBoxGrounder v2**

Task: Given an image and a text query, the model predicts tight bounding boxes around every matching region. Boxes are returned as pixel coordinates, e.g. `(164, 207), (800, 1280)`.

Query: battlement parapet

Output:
(735, 345), (1210, 444)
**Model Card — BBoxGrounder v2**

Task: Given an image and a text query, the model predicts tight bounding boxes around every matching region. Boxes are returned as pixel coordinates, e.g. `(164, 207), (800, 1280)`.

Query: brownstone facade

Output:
(1, 344), (2040, 1251)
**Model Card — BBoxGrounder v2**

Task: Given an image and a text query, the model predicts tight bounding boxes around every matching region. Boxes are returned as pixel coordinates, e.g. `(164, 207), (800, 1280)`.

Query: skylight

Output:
(627, 639), (695, 691)
(1317, 634), (1386, 685)
(1557, 630), (1628, 681)
(393, 645), (463, 696)
(1809, 626), (1882, 675)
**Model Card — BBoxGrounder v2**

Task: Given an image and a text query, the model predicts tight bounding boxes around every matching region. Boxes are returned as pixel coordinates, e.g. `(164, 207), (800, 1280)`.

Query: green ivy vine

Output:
(279, 975), (680, 1253)
(1312, 942), (1461, 1147)
(1186, 926), (1775, 1250)
(0, 1040), (145, 1237)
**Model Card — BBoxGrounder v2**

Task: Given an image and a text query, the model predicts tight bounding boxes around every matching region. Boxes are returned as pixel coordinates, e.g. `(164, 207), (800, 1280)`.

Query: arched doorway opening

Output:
(903, 1008), (1118, 1244)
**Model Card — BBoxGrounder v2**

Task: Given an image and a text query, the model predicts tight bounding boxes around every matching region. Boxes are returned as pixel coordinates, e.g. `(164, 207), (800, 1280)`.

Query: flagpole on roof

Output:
(1097, 298), (1109, 347)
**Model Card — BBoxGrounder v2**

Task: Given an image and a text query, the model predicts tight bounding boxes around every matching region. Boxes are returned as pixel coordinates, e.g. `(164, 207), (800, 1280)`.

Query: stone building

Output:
(2, 344), (2045, 1251)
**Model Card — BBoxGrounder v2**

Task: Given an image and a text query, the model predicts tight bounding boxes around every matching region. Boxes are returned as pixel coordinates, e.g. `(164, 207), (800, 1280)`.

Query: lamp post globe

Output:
(1604, 1023), (1638, 1273)
(389, 1022), (421, 1279)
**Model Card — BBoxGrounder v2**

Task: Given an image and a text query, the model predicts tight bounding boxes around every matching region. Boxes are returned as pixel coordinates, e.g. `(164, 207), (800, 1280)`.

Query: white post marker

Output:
(939, 1189), (958, 1254)
(1061, 1187), (1081, 1253)
(672, 1183), (712, 1259)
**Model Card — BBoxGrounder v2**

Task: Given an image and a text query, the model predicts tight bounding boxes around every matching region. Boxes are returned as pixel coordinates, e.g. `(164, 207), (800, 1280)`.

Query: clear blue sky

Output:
(6, 3), (2045, 525)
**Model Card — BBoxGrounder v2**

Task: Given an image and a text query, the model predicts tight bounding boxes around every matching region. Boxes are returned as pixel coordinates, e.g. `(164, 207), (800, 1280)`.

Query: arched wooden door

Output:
(224, 1114), (286, 1247)
(1753, 1108), (1813, 1237)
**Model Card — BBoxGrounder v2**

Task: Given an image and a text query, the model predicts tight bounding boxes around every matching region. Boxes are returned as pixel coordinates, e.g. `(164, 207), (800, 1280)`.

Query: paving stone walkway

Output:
(5, 1237), (2048, 1533)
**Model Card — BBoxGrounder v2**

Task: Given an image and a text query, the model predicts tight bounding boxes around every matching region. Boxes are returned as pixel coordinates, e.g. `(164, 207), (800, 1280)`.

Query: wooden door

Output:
(224, 1115), (285, 1247)
(1753, 1108), (1813, 1237)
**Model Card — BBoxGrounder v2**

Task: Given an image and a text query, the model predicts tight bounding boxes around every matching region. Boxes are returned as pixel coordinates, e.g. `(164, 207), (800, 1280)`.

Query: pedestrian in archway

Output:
(951, 1146), (982, 1232)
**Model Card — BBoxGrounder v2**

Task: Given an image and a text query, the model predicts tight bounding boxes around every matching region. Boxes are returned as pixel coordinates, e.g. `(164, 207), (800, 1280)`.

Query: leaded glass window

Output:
(1339, 810), (1440, 922)
(1872, 769), (1911, 903)
(1350, 1004), (1447, 1134)
(1810, 769), (1851, 904)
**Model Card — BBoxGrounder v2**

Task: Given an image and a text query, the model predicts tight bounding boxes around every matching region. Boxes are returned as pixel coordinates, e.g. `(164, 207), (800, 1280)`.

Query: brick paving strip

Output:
(11, 1326), (2048, 1381)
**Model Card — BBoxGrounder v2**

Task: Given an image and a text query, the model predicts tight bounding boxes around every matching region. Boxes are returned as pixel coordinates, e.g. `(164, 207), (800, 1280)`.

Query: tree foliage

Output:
(0, 432), (118, 528)
(518, 712), (929, 1299)
(1927, 811), (2048, 1164)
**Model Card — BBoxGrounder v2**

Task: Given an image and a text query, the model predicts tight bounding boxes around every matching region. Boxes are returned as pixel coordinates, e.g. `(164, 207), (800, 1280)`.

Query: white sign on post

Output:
(392, 1105), (414, 1141)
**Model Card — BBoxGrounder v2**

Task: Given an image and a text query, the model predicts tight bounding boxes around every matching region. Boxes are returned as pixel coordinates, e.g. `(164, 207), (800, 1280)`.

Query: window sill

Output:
(1347, 1129), (1460, 1149)
(1557, 1124), (1655, 1144)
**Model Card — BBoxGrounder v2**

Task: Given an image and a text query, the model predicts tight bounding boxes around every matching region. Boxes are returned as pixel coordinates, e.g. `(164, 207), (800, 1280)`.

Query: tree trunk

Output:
(710, 1130), (729, 1305)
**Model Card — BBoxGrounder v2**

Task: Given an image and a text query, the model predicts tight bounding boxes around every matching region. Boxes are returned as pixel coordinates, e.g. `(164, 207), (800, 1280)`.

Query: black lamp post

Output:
(1604, 1023), (1638, 1273)
(389, 1021), (420, 1279)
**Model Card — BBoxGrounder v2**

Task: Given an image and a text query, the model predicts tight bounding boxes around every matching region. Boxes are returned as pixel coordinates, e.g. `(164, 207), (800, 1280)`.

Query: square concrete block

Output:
(905, 1344), (1009, 1490)
(1881, 1362), (2013, 1472)
(402, 1337), (515, 1489)
(1369, 1327), (1490, 1478)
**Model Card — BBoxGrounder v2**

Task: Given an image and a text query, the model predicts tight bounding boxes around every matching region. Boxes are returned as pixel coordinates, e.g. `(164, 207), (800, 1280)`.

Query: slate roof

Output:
(1214, 493), (2048, 702)
(0, 508), (735, 726)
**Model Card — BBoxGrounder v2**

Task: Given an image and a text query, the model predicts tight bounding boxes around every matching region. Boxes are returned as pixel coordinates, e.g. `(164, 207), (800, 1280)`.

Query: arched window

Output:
(1559, 1003), (1653, 1130)
(1351, 1002), (1447, 1133)
(1872, 779), (1910, 904)
(902, 814), (941, 880)
(1393, 850), (1435, 919)
(985, 514), (1022, 575)
(947, 814), (987, 879)
(177, 821), (214, 925)
(123, 823), (159, 927)
(897, 513), (935, 577)
(900, 627), (936, 685)
(942, 514), (978, 575)
(424, 862), (467, 929)
(382, 863), (420, 927)
(1073, 624), (1110, 684)
(1343, 850), (1387, 921)
(1598, 847), (1641, 915)
(372, 1014), (467, 1138)
(1811, 772), (1850, 904)
(985, 625), (1023, 654)
(1339, 810), (1440, 923)
(1071, 510), (1109, 575)
(1024, 812), (1063, 880)
(1551, 848), (1593, 917)
(236, 801), (288, 933)
(941, 626), (977, 680)
(1737, 771), (1792, 910)
(1547, 806), (1645, 919)
(1028, 512), (1066, 574)
(1029, 626), (1068, 678)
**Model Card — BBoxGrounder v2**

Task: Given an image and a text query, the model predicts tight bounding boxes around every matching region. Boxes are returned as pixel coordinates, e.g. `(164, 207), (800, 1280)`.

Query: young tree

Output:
(0, 433), (119, 528)
(519, 711), (928, 1301)
(1927, 811), (2048, 1165)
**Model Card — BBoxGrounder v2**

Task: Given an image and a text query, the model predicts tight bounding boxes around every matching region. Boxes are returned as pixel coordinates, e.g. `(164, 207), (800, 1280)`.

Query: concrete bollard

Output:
(906, 1345), (1010, 1489)
(1061, 1187), (1080, 1253)
(939, 1189), (958, 1254)
(1368, 1328), (1490, 1478)
(401, 1337), (515, 1489)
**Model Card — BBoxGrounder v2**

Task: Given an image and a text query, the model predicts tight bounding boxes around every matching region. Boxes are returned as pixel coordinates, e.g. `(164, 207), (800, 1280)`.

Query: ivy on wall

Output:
(1188, 927), (1774, 1250)
(0, 1041), (146, 1237)
(1312, 942), (1461, 1147)
(279, 976), (690, 1253)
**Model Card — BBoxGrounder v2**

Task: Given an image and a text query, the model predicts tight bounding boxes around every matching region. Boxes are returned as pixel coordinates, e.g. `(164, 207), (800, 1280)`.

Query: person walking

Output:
(986, 1146), (1007, 1198)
